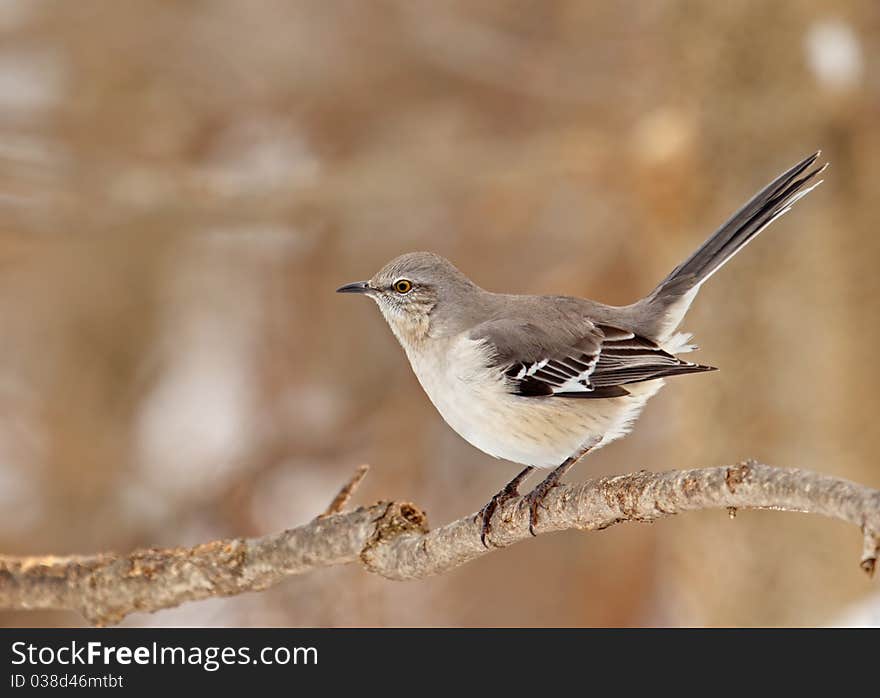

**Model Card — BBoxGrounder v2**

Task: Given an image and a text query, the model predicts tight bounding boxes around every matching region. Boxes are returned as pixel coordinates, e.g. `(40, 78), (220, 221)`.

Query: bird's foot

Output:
(475, 466), (535, 548)
(522, 470), (565, 536)
(475, 488), (519, 548)
(521, 441), (598, 536)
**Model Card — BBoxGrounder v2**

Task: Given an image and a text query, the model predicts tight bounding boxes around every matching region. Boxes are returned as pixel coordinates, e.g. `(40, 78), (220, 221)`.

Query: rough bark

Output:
(1, 460), (878, 625)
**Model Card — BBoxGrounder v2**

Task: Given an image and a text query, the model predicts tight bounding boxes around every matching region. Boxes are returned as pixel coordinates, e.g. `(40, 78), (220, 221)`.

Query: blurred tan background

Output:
(0, 0), (878, 627)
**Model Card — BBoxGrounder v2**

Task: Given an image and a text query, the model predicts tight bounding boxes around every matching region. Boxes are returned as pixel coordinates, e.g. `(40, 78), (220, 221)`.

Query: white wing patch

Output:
(554, 352), (600, 393)
(504, 325), (712, 397)
(506, 351), (600, 394)
(513, 358), (549, 380)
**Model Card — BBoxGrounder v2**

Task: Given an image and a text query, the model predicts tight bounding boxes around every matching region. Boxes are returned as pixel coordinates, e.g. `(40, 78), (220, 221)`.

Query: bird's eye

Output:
(393, 279), (413, 294)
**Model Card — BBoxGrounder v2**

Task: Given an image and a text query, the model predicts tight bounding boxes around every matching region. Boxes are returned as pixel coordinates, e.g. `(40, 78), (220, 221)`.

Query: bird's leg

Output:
(475, 466), (535, 548)
(522, 439), (600, 536)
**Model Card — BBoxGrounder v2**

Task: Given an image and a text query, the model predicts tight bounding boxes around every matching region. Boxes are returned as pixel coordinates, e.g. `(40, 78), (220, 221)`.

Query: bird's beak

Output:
(336, 280), (372, 295)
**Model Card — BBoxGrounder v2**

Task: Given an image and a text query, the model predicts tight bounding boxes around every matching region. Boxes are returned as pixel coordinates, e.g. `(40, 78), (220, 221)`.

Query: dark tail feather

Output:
(636, 151), (827, 339)
(651, 151), (826, 302)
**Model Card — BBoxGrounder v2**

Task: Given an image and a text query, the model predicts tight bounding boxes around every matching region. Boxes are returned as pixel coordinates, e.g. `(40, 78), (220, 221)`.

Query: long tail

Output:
(635, 151), (827, 341)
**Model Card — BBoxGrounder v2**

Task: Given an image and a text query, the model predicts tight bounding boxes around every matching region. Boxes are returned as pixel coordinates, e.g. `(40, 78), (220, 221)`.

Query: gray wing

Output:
(470, 318), (715, 399)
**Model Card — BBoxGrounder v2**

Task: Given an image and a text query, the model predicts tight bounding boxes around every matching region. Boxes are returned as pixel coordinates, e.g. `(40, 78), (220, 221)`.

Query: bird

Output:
(337, 152), (827, 546)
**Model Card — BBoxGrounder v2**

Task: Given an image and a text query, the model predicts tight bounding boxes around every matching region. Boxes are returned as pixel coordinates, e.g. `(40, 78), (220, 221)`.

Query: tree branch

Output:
(1, 460), (878, 625)
(319, 464), (369, 518)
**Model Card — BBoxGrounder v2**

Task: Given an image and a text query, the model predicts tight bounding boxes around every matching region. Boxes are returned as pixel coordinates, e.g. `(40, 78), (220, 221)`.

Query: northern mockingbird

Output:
(338, 152), (826, 546)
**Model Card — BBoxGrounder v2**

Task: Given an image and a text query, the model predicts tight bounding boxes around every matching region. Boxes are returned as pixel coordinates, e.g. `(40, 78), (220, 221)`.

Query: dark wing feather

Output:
(590, 326), (715, 387)
(471, 320), (715, 399)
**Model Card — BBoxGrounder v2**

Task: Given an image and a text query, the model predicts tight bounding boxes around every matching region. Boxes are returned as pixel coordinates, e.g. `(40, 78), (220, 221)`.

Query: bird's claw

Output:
(475, 485), (520, 548)
(522, 478), (561, 536)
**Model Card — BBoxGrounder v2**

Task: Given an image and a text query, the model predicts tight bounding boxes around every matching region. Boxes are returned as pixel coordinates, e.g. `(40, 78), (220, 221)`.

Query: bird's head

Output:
(337, 251), (479, 347)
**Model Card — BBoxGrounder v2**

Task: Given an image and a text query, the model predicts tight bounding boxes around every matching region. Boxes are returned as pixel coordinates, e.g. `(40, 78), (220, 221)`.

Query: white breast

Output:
(404, 336), (500, 444)
(403, 335), (661, 468)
